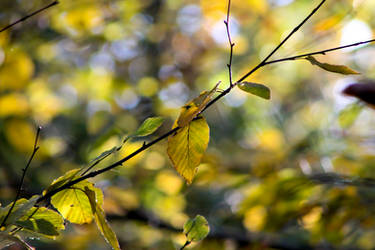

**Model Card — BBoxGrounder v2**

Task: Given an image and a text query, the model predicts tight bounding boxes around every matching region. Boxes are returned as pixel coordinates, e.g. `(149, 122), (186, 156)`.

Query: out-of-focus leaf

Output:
(237, 82), (271, 100)
(15, 207), (65, 237)
(133, 117), (165, 137)
(338, 102), (363, 128)
(305, 56), (359, 75)
(0, 196), (39, 228)
(183, 215), (210, 242)
(90, 146), (120, 163)
(177, 83), (219, 127)
(43, 169), (81, 195)
(50, 180), (98, 224)
(0, 233), (34, 250)
(343, 81), (375, 106)
(167, 117), (209, 184)
(84, 187), (120, 250)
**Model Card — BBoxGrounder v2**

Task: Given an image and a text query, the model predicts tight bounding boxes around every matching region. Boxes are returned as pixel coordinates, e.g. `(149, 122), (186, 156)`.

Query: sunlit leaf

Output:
(50, 180), (98, 224)
(43, 169), (81, 195)
(15, 207), (65, 237)
(167, 117), (210, 184)
(0, 233), (33, 250)
(177, 83), (219, 128)
(0, 196), (39, 228)
(338, 102), (363, 128)
(84, 187), (120, 250)
(237, 82), (271, 100)
(133, 117), (165, 137)
(90, 146), (120, 164)
(183, 215), (210, 242)
(305, 56), (359, 75)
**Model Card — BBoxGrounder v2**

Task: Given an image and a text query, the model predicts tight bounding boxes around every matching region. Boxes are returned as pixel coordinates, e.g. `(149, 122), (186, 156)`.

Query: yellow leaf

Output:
(167, 117), (210, 184)
(84, 187), (120, 250)
(305, 56), (359, 75)
(50, 180), (101, 224)
(177, 83), (219, 128)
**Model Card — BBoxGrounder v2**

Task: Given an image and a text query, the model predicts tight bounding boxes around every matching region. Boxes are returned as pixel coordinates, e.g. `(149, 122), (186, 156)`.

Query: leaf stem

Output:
(0, 1), (59, 34)
(0, 126), (42, 228)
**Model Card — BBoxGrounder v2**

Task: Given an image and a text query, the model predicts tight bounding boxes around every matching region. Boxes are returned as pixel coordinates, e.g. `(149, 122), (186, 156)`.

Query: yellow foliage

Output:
(256, 128), (284, 151)
(0, 93), (29, 117)
(4, 119), (35, 153)
(0, 49), (34, 91)
(302, 207), (322, 230)
(155, 171), (183, 195)
(243, 205), (267, 232)
(167, 117), (210, 184)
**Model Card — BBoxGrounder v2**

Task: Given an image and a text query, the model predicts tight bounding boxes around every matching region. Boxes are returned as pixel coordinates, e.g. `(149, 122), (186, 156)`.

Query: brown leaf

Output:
(342, 81), (375, 106)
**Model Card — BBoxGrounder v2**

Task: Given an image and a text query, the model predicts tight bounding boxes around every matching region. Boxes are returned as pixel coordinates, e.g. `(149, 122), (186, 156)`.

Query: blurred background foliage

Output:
(1, 0), (375, 249)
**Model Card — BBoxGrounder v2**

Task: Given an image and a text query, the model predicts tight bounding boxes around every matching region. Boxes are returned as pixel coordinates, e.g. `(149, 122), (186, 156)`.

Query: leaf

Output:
(43, 169), (81, 195)
(84, 187), (120, 250)
(90, 146), (119, 163)
(167, 117), (210, 184)
(237, 82), (271, 100)
(133, 117), (165, 137)
(0, 233), (34, 250)
(0, 196), (39, 228)
(50, 180), (99, 224)
(177, 82), (220, 128)
(15, 207), (65, 237)
(338, 102), (363, 128)
(342, 81), (375, 106)
(183, 215), (210, 242)
(305, 56), (359, 75)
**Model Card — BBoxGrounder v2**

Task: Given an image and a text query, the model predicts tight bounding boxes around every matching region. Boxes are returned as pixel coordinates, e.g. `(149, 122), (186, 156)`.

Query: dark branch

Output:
(264, 38), (375, 66)
(224, 0), (235, 87)
(0, 1), (59, 33)
(1, 126), (42, 228)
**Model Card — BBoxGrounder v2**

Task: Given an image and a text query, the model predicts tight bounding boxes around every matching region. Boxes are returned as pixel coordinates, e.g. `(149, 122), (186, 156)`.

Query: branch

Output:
(0, 126), (42, 228)
(264, 38), (375, 66)
(37, 0), (327, 204)
(0, 1), (59, 33)
(224, 0), (235, 87)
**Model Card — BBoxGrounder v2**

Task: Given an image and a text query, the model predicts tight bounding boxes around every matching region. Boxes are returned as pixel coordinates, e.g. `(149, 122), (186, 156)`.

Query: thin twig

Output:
(0, 126), (42, 228)
(264, 38), (375, 66)
(224, 0), (235, 87)
(236, 0), (326, 84)
(180, 240), (191, 250)
(38, 0), (327, 204)
(0, 1), (59, 34)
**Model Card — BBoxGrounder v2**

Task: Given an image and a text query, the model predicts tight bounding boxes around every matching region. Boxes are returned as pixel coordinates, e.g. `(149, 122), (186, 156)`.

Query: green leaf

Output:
(0, 232), (33, 250)
(50, 180), (99, 224)
(43, 169), (81, 195)
(0, 196), (39, 228)
(183, 215), (210, 242)
(84, 187), (120, 250)
(338, 102), (363, 128)
(305, 56), (359, 75)
(167, 117), (210, 184)
(237, 82), (271, 100)
(177, 82), (220, 127)
(133, 117), (165, 137)
(15, 207), (65, 237)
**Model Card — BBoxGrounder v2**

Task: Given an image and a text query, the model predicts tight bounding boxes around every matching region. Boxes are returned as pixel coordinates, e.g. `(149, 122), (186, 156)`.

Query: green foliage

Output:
(338, 102), (363, 128)
(237, 82), (271, 100)
(15, 207), (65, 237)
(183, 215), (210, 242)
(0, 196), (38, 228)
(132, 117), (165, 137)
